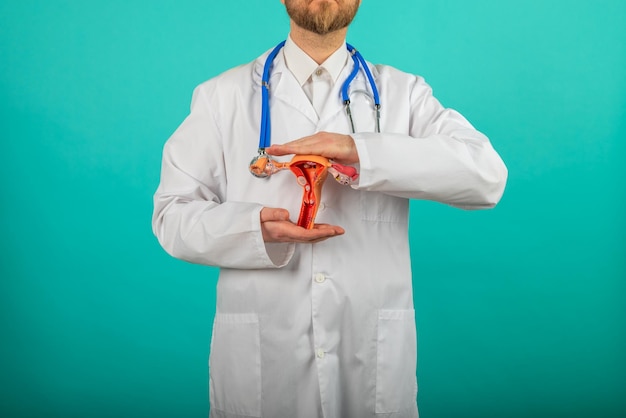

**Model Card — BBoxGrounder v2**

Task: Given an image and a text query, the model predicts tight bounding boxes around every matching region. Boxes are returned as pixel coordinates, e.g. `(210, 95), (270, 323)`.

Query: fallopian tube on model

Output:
(249, 153), (359, 229)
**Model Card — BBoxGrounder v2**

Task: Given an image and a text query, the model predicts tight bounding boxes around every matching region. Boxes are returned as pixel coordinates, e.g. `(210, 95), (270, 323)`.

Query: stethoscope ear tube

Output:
(345, 43), (381, 134)
(259, 41), (286, 150)
(342, 45), (361, 104)
(345, 43), (380, 107)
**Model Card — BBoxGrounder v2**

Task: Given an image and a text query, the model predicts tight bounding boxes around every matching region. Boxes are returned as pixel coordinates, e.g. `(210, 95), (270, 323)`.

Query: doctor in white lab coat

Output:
(152, 1), (507, 417)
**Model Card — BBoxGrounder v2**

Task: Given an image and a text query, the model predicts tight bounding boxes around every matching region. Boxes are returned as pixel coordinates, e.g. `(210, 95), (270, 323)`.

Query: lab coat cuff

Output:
(350, 132), (376, 189)
(250, 207), (295, 268)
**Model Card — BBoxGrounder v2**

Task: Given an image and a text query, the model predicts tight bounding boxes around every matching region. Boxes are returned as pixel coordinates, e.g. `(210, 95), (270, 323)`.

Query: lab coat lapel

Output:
(253, 51), (318, 126)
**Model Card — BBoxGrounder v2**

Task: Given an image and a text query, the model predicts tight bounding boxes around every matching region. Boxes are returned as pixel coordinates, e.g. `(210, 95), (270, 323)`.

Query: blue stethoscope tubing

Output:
(258, 41), (380, 151)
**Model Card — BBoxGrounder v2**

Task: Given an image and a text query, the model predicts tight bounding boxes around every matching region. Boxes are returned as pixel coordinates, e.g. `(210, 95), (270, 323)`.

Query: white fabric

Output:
(283, 35), (347, 88)
(310, 68), (331, 118)
(153, 40), (507, 418)
(284, 35), (347, 117)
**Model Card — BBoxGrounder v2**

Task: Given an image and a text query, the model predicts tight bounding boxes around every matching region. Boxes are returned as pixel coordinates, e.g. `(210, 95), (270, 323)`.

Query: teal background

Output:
(1, 0), (624, 417)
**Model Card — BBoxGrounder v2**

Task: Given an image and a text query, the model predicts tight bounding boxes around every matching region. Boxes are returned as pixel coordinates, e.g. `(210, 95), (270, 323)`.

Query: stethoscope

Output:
(250, 40), (381, 179)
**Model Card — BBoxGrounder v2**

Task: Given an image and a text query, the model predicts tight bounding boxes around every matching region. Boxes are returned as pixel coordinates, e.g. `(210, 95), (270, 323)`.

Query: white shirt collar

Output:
(283, 35), (349, 86)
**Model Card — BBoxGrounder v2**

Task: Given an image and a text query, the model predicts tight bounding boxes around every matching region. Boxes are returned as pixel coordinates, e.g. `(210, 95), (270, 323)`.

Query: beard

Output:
(284, 0), (360, 35)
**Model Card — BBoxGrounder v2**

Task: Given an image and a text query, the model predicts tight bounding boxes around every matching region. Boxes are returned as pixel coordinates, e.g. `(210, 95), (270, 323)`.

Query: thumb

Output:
(260, 207), (290, 223)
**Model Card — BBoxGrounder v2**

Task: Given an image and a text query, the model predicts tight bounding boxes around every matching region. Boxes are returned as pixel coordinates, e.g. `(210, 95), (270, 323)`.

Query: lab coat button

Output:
(319, 202), (326, 211)
(316, 349), (325, 359)
(314, 273), (326, 283)
(315, 68), (323, 76)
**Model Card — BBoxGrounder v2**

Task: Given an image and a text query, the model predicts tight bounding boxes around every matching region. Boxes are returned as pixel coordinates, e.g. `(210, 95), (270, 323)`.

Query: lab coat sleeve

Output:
(152, 84), (295, 269)
(351, 75), (507, 209)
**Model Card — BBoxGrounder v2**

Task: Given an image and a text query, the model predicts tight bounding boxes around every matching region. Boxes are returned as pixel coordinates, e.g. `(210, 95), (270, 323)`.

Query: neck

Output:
(289, 22), (347, 64)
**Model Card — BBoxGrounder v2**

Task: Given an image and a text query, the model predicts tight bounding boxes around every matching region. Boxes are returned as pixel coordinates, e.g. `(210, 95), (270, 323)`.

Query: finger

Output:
(265, 142), (310, 156)
(312, 223), (345, 236)
(264, 144), (288, 155)
(262, 221), (344, 243)
(267, 133), (358, 164)
(294, 223), (345, 241)
(260, 207), (290, 223)
(266, 134), (321, 155)
(297, 225), (344, 242)
(273, 222), (342, 241)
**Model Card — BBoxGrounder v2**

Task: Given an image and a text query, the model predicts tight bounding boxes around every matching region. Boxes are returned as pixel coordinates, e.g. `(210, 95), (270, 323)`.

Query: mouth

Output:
(308, 0), (338, 7)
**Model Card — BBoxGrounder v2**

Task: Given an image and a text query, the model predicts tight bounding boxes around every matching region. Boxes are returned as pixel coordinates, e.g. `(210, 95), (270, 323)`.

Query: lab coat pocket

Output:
(360, 192), (408, 223)
(375, 309), (417, 414)
(209, 313), (261, 417)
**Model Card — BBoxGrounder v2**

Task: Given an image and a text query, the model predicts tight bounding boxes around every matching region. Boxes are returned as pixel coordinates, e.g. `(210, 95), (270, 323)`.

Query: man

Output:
(152, 0), (507, 417)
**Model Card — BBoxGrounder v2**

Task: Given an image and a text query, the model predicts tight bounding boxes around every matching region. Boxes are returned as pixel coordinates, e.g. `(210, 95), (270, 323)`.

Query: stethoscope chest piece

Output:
(249, 152), (276, 178)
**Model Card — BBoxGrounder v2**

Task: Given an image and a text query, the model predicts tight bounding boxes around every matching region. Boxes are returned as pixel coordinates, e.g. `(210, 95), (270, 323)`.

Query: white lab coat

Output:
(153, 46), (507, 418)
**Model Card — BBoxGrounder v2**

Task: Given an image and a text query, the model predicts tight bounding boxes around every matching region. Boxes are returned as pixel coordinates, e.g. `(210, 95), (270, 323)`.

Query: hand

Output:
(260, 207), (345, 243)
(266, 131), (359, 164)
